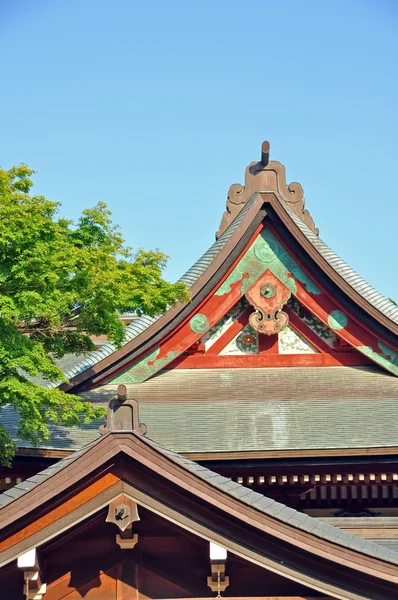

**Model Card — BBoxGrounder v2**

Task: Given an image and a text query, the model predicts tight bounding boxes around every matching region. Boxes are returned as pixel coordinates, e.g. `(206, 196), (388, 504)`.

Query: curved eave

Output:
(61, 190), (396, 392)
(63, 194), (267, 391)
(262, 191), (398, 338)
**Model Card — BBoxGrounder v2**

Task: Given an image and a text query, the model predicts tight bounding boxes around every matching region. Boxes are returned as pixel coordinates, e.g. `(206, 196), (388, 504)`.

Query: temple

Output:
(1, 142), (398, 599)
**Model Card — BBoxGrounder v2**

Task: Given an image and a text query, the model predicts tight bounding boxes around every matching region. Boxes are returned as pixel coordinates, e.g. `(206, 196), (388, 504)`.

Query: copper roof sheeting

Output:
(111, 366), (398, 453)
(5, 366), (398, 453)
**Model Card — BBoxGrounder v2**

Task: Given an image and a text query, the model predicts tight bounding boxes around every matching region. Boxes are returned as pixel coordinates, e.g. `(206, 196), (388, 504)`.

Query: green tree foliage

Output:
(0, 165), (189, 464)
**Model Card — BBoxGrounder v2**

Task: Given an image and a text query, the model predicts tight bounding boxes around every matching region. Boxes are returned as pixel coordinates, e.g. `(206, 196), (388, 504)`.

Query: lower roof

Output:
(4, 366), (398, 455)
(0, 431), (398, 600)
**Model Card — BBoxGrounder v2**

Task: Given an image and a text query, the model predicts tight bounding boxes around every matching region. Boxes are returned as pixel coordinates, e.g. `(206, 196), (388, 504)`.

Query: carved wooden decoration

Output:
(106, 495), (140, 532)
(216, 141), (318, 238)
(207, 563), (230, 594)
(245, 270), (291, 335)
(100, 384), (147, 436)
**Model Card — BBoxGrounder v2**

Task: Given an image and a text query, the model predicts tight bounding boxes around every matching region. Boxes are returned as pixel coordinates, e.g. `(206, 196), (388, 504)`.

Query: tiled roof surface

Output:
(4, 366), (398, 453)
(0, 438), (99, 507)
(1, 431), (398, 567)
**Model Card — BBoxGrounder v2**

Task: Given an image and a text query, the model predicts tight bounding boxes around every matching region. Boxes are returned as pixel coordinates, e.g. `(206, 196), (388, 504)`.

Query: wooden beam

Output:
(0, 474), (122, 564)
(286, 309), (334, 354)
(182, 446), (398, 460)
(117, 561), (138, 600)
(206, 308), (252, 356)
(173, 352), (371, 369)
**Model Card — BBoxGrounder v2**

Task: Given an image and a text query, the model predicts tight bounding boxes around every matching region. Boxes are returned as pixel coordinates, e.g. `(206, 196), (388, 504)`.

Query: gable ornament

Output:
(245, 270), (291, 335)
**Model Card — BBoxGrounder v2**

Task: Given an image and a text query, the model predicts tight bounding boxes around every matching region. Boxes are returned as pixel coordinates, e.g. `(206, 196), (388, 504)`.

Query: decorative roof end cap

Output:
(100, 384), (147, 435)
(216, 141), (318, 238)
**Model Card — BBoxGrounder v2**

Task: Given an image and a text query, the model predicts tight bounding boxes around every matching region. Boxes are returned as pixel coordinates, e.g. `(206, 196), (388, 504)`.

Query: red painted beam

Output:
(173, 353), (371, 369)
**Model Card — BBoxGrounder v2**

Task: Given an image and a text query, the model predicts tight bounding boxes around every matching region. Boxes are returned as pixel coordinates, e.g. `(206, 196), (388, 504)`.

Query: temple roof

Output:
(32, 144), (397, 391)
(2, 428), (398, 573)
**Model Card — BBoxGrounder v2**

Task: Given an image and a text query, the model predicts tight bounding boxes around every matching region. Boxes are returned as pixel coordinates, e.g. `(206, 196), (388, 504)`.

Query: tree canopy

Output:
(0, 165), (189, 464)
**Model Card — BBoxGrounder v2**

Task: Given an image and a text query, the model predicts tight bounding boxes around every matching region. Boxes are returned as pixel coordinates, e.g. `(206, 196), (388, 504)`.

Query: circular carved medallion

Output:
(260, 283), (276, 299)
(189, 313), (210, 334)
(254, 238), (278, 264)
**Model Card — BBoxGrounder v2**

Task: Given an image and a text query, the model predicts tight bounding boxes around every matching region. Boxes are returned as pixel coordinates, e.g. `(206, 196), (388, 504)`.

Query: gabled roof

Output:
(0, 428), (396, 566)
(47, 145), (396, 392)
(2, 142), (397, 459)
(52, 180), (398, 387)
(2, 424), (398, 599)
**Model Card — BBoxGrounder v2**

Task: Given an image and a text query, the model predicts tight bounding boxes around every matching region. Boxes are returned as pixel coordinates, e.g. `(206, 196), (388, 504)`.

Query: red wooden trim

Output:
(173, 353), (372, 369)
(206, 308), (252, 356)
(265, 224), (390, 363)
(286, 309), (334, 354)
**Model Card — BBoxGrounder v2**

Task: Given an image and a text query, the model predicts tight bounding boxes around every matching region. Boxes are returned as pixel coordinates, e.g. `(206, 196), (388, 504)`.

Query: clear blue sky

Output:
(1, 0), (397, 301)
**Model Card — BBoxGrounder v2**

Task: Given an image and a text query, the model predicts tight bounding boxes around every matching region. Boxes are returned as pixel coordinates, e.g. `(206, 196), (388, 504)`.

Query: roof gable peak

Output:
(217, 141), (318, 238)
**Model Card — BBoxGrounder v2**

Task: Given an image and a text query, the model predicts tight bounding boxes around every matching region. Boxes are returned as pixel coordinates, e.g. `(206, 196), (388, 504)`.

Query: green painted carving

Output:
(357, 341), (398, 376)
(111, 347), (181, 384)
(189, 313), (210, 334)
(215, 229), (322, 297)
(327, 310), (348, 331)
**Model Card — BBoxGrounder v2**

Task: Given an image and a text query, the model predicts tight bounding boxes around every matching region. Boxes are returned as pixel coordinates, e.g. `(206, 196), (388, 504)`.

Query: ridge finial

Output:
(216, 141), (318, 238)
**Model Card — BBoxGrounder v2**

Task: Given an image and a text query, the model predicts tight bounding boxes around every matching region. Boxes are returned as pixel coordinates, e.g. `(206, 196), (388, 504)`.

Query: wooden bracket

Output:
(207, 563), (230, 593)
(18, 549), (46, 599)
(26, 581), (47, 600)
(116, 527), (139, 550)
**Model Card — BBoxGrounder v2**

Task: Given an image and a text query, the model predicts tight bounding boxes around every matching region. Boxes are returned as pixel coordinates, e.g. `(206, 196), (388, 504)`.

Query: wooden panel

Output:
(45, 568), (117, 599)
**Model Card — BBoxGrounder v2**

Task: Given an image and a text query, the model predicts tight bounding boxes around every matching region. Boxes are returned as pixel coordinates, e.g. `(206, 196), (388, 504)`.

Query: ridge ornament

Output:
(245, 270), (291, 335)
